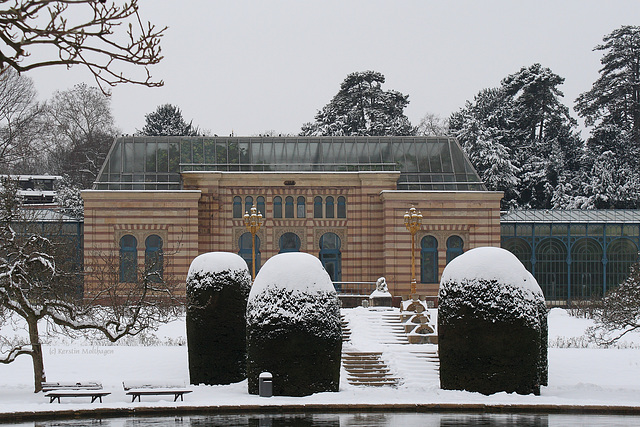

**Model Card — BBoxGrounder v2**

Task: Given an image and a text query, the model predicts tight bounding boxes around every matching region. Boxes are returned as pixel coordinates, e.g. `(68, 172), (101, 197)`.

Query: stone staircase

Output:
(342, 351), (400, 387)
(340, 307), (440, 388)
(341, 314), (352, 342)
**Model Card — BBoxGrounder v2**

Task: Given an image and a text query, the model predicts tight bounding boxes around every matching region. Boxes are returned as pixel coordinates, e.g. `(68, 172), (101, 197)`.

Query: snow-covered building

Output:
(82, 136), (502, 300)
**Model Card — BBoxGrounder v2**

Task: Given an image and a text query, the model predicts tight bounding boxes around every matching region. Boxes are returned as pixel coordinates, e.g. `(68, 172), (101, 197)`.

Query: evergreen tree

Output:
(575, 26), (640, 155)
(300, 71), (415, 136)
(139, 104), (200, 137)
(450, 64), (582, 209)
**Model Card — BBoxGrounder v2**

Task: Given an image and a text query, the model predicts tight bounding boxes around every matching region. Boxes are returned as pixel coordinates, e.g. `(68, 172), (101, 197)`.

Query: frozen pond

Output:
(7, 412), (640, 426)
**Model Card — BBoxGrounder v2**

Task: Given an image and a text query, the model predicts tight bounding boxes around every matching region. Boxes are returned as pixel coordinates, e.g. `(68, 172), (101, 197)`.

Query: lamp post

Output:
(404, 206), (423, 295)
(244, 205), (263, 282)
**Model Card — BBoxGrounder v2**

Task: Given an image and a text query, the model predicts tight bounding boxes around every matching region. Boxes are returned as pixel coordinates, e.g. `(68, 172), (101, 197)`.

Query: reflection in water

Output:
(14, 412), (640, 427)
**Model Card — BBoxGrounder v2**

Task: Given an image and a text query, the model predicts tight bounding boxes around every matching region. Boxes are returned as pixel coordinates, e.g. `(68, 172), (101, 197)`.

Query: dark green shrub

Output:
(438, 247), (547, 395)
(186, 252), (251, 385)
(246, 252), (342, 396)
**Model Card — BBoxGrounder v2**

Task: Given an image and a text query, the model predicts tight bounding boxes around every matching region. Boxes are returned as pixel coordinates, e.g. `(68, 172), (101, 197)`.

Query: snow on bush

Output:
(186, 252), (251, 385)
(438, 246), (547, 395)
(246, 252), (341, 396)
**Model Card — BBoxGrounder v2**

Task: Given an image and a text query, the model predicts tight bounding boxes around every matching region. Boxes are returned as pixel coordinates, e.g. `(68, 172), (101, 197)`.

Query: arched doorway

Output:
(279, 232), (301, 253)
(319, 232), (342, 282)
(239, 232), (261, 277)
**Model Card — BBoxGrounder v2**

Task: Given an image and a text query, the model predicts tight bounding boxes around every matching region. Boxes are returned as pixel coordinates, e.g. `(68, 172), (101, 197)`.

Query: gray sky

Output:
(27, 0), (640, 136)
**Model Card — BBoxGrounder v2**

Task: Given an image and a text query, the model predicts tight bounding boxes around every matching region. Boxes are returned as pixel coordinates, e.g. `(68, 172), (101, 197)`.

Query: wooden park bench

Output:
(123, 381), (192, 402)
(42, 382), (110, 404)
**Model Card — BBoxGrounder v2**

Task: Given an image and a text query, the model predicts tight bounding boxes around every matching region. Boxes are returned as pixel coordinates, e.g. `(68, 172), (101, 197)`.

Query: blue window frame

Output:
(119, 235), (137, 283)
(233, 196), (242, 218)
(446, 235), (463, 264)
(257, 196), (265, 217)
(145, 234), (163, 282)
(337, 196), (346, 218)
(285, 196), (294, 218)
(319, 232), (342, 283)
(239, 232), (261, 277)
(279, 232), (301, 253)
(273, 196), (282, 218)
(297, 196), (306, 218)
(420, 235), (438, 283)
(314, 196), (323, 218)
(245, 196), (253, 215)
(326, 196), (335, 219)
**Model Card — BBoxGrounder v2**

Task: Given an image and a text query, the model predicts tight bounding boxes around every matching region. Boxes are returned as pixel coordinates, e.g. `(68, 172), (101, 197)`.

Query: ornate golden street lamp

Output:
(404, 206), (423, 295)
(243, 204), (263, 282)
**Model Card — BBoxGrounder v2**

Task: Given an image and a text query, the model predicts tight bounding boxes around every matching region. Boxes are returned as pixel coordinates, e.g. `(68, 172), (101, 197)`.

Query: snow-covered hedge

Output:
(438, 247), (547, 395)
(246, 252), (342, 396)
(186, 252), (251, 385)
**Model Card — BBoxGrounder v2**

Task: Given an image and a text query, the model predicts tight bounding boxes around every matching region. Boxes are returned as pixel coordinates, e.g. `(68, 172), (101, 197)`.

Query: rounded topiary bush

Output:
(246, 252), (342, 396)
(186, 252), (251, 385)
(438, 246), (547, 395)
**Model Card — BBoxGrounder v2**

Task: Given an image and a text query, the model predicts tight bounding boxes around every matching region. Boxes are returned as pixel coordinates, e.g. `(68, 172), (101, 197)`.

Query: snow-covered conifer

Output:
(438, 247), (547, 395)
(246, 252), (341, 396)
(186, 252), (251, 385)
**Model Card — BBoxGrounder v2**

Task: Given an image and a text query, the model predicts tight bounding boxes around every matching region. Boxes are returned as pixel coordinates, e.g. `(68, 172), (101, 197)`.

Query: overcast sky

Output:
(27, 0), (640, 137)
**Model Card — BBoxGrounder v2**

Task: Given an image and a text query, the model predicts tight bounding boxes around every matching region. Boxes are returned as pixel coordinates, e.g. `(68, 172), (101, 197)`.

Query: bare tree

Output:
(587, 262), (640, 347)
(0, 0), (165, 92)
(0, 67), (44, 173)
(45, 83), (118, 188)
(416, 112), (450, 137)
(0, 178), (181, 392)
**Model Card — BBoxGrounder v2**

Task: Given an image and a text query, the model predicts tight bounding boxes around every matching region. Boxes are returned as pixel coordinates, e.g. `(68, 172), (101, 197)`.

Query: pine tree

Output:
(575, 26), (640, 154)
(139, 104), (200, 137)
(450, 64), (582, 209)
(300, 71), (415, 136)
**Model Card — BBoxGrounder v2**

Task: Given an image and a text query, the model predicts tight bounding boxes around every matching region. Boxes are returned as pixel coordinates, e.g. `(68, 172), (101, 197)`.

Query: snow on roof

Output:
(440, 246), (543, 297)
(249, 252), (333, 299)
(501, 209), (640, 224)
(187, 252), (248, 279)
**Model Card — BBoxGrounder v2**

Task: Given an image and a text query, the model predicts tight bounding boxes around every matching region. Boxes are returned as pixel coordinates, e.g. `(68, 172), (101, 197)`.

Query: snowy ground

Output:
(1, 307), (640, 417)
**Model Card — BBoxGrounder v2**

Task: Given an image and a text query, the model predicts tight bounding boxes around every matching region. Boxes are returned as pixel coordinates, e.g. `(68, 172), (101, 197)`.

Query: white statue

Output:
(376, 277), (388, 293)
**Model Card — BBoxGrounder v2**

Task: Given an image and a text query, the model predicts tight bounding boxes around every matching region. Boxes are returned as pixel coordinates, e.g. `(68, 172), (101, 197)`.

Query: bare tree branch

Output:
(0, 0), (165, 93)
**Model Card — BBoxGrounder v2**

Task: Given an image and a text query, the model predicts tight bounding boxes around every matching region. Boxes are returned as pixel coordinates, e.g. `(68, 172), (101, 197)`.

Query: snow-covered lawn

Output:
(1, 307), (640, 416)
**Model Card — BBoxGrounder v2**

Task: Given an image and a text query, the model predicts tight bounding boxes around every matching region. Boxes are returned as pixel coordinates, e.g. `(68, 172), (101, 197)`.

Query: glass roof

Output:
(94, 136), (486, 191)
(501, 210), (640, 224)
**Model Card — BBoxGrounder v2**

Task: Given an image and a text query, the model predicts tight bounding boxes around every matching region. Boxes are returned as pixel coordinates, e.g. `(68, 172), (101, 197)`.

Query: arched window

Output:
(535, 238), (568, 302)
(285, 196), (294, 218)
(571, 238), (603, 300)
(297, 196), (306, 218)
(326, 196), (335, 219)
(233, 196), (242, 218)
(245, 196), (253, 215)
(119, 235), (137, 283)
(314, 196), (323, 218)
(337, 196), (346, 218)
(273, 196), (282, 218)
(257, 196), (266, 217)
(145, 235), (163, 282)
(319, 232), (342, 283)
(502, 238), (532, 272)
(607, 238), (638, 292)
(239, 232), (261, 277)
(420, 235), (438, 283)
(446, 235), (463, 264)
(279, 232), (301, 253)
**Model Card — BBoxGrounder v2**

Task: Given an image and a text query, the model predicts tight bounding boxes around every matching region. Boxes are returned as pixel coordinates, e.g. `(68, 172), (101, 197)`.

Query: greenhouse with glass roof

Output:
(501, 210), (640, 306)
(83, 136), (502, 301)
(93, 136), (486, 191)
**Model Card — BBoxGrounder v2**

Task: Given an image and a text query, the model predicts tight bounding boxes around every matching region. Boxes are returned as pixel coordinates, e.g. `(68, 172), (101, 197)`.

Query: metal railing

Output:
(333, 281), (377, 295)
